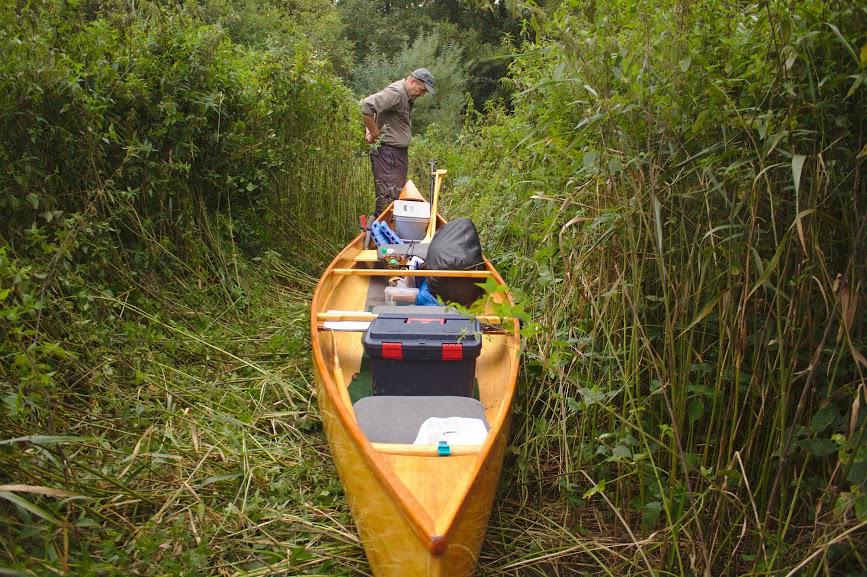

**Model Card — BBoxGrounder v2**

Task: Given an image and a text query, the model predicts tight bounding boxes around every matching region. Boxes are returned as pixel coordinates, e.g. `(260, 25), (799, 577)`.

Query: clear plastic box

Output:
(384, 286), (419, 306)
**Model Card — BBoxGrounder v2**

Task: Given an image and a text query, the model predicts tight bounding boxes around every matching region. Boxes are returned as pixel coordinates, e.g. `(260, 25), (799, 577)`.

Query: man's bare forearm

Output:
(362, 114), (379, 143)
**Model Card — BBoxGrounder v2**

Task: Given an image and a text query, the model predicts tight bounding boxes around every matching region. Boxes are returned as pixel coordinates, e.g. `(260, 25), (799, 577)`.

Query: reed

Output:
(2, 0), (863, 574)
(412, 0), (865, 574)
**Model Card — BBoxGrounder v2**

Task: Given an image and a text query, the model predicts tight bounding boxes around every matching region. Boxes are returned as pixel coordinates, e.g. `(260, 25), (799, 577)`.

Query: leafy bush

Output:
(0, 1), (370, 573)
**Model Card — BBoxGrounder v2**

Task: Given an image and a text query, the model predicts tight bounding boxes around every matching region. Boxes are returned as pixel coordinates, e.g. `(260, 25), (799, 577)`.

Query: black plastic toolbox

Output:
(363, 311), (482, 397)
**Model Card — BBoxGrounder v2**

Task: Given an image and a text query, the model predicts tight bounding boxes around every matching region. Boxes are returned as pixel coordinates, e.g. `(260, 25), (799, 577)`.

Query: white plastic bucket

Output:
(393, 200), (431, 240)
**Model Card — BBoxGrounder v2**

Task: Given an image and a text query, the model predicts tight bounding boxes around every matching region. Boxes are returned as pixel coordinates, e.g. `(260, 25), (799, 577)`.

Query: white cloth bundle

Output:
(413, 417), (488, 445)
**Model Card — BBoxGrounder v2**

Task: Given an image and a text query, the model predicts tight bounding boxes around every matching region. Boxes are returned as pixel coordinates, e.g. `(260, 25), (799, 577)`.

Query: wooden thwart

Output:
(371, 443), (482, 456)
(316, 311), (510, 324)
(332, 268), (491, 278)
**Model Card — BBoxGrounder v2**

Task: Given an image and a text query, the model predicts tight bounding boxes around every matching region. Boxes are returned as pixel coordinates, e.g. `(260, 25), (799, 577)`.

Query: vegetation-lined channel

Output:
(1, 0), (864, 575)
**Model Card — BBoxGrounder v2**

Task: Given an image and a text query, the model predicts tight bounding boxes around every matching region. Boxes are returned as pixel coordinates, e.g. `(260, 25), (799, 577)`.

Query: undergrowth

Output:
(1, 252), (370, 576)
(415, 0), (866, 574)
(2, 0), (865, 575)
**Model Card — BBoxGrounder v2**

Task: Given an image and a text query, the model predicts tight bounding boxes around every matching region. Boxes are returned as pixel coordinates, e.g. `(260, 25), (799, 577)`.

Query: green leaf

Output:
(641, 500), (662, 530)
(747, 237), (787, 300)
(579, 387), (606, 406)
(721, 469), (742, 483)
(826, 23), (858, 63)
(0, 491), (66, 526)
(791, 154), (806, 196)
(199, 473), (242, 487)
(855, 493), (867, 520)
(609, 445), (631, 461)
(686, 384), (716, 397)
(800, 438), (838, 457)
(847, 460), (867, 485)
(25, 193), (38, 210)
(290, 546), (314, 564)
(582, 479), (605, 499)
(0, 435), (86, 446)
(679, 294), (721, 337)
(687, 398), (704, 426)
(809, 406), (836, 434)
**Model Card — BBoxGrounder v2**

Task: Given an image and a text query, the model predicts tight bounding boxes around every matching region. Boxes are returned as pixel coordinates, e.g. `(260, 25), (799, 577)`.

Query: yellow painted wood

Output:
(353, 249), (380, 262)
(381, 453), (475, 522)
(330, 331), (354, 418)
(332, 268), (492, 278)
(310, 194), (520, 577)
(371, 443), (482, 456)
(423, 169), (447, 242)
(316, 312), (511, 324)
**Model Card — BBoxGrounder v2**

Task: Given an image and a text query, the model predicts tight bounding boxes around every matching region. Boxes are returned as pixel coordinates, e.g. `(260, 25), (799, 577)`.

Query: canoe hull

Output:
(311, 200), (519, 576)
(315, 365), (512, 577)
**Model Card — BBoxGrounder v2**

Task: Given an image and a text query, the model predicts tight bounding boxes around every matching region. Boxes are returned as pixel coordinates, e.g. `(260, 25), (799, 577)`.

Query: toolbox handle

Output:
(405, 317), (445, 324)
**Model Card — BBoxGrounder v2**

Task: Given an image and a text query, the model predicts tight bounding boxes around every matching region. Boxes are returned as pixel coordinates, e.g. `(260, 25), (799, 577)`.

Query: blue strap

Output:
(416, 279), (438, 306)
(437, 440), (451, 457)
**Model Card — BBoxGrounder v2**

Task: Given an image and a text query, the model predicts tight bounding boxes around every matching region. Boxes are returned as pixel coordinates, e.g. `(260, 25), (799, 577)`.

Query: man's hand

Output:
(362, 114), (379, 144)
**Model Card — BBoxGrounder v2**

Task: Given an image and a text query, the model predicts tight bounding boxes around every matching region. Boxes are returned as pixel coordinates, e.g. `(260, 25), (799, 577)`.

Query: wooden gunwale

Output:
(311, 229), (440, 550)
(332, 268), (492, 277)
(310, 204), (520, 558)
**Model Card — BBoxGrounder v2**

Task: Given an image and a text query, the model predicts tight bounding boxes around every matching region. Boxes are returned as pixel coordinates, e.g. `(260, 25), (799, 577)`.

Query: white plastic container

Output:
(384, 286), (419, 306)
(393, 200), (431, 241)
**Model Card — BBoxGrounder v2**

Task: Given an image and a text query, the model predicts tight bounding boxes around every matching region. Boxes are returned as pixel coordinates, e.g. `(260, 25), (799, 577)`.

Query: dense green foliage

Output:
(351, 31), (470, 134)
(0, 0), (371, 573)
(339, 0), (524, 129)
(414, 0), (866, 573)
(1, 0), (865, 575)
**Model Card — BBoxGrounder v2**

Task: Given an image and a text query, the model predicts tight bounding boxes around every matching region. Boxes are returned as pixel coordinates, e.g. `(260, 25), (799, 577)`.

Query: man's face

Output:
(407, 77), (428, 99)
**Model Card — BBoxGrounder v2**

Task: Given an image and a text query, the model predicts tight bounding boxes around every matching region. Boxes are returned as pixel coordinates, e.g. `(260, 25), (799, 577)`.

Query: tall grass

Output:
(0, 1), (375, 574)
(2, 0), (864, 574)
(415, 0), (865, 574)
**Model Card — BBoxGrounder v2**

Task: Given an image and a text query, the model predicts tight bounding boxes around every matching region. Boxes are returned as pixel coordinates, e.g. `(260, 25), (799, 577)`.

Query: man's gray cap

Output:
(411, 68), (435, 95)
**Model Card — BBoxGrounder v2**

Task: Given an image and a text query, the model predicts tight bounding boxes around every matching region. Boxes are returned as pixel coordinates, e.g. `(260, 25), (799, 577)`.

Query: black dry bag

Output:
(424, 218), (485, 306)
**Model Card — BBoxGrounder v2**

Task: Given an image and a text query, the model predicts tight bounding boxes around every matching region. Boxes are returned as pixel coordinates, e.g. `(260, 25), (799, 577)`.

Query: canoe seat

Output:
(353, 396), (489, 444)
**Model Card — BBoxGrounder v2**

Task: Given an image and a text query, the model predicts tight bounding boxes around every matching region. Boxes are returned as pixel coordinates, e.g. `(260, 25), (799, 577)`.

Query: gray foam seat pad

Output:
(353, 396), (489, 444)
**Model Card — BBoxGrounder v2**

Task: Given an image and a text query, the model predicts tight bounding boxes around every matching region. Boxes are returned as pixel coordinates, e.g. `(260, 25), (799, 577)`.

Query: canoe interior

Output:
(310, 203), (520, 575)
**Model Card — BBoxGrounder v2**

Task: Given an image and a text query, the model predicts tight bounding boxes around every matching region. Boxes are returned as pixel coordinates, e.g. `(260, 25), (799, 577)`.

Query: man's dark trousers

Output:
(370, 144), (408, 217)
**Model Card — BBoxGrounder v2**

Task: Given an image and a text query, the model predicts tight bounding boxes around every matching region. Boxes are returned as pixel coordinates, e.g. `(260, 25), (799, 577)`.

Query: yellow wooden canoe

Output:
(309, 173), (520, 576)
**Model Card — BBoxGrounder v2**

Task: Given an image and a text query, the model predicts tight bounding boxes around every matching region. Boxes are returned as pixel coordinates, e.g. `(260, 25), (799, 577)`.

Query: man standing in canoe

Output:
(361, 68), (435, 217)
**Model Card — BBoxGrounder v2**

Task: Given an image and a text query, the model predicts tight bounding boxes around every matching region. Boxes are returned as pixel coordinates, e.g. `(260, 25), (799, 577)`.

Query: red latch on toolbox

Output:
(382, 342), (403, 360)
(441, 343), (463, 361)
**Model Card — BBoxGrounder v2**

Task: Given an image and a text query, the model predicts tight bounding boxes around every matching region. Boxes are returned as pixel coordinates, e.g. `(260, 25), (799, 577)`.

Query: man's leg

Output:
(370, 146), (408, 217)
(370, 147), (389, 217)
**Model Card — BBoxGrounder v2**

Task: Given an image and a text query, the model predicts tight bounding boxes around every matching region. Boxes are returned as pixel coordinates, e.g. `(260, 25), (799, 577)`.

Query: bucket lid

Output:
(394, 200), (431, 219)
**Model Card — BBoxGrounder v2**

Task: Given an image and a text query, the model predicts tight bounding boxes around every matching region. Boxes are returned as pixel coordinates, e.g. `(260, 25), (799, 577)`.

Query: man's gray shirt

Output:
(361, 79), (414, 148)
